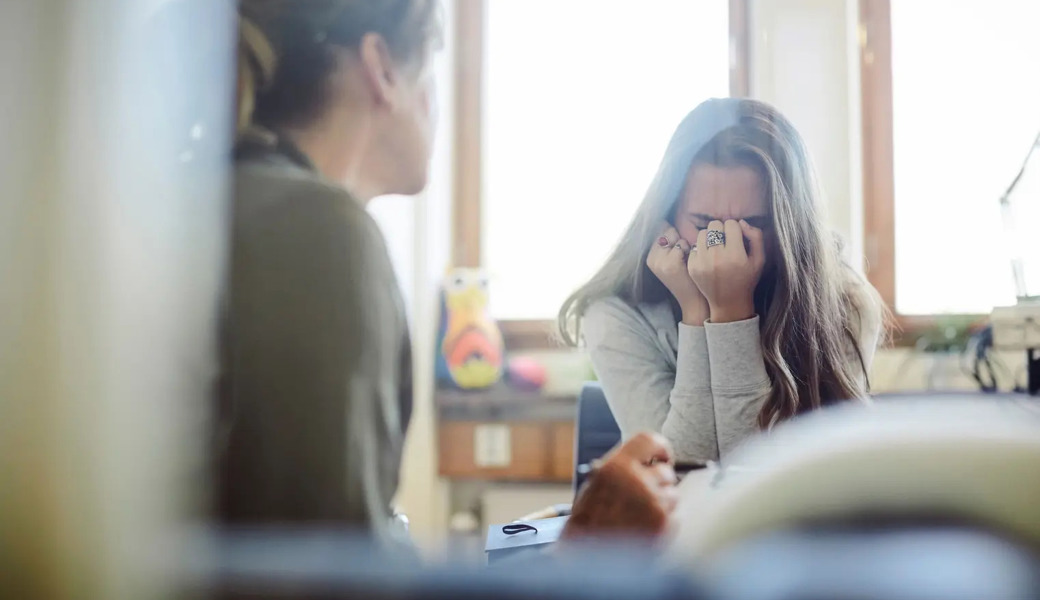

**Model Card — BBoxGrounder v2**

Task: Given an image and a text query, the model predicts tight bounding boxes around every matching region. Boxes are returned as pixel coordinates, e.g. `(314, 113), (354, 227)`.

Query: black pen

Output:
(673, 461), (709, 474)
(576, 460), (707, 476)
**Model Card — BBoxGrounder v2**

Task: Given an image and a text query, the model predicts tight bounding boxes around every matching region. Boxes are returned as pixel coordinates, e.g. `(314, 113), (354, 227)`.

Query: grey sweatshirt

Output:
(582, 296), (880, 462)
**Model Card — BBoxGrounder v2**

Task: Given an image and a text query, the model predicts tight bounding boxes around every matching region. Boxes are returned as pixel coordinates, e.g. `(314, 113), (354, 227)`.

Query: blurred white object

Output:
(670, 463), (720, 535)
(666, 397), (1040, 564)
(0, 1), (233, 598)
(992, 300), (1040, 351)
(991, 298), (1040, 395)
(389, 510), (411, 546)
(998, 130), (1040, 301)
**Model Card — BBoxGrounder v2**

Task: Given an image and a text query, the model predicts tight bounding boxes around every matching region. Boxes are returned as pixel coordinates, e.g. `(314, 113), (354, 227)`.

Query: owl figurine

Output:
(435, 268), (505, 389)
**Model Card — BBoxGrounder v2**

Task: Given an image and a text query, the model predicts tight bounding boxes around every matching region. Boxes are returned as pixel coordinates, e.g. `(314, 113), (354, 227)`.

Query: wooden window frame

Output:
(451, 0), (752, 350)
(859, 0), (986, 346)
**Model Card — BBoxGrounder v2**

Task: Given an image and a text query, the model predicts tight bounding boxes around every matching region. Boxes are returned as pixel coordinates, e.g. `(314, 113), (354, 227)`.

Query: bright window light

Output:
(482, 0), (731, 320)
(891, 0), (1040, 314)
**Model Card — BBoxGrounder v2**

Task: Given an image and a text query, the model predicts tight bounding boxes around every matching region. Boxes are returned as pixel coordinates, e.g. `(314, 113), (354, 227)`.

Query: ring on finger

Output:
(706, 230), (726, 248)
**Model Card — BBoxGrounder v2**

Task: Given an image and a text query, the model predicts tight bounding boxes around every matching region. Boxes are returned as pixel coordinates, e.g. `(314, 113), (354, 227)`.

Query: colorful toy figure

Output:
(435, 268), (504, 389)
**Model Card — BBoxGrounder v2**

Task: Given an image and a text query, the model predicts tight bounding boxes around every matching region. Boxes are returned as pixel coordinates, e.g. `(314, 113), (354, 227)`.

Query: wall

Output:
(749, 0), (864, 266)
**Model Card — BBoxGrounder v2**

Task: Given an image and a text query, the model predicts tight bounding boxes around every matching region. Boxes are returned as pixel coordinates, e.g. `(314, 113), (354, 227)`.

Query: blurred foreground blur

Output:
(2, 0), (1039, 599)
(0, 1), (233, 597)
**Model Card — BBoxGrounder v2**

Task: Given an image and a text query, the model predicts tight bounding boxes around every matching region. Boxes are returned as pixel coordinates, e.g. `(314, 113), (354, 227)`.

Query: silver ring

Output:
(706, 230), (726, 248)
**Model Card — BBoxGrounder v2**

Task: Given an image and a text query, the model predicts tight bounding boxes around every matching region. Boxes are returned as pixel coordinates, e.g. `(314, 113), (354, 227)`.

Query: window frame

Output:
(450, 0), (752, 349)
(859, 0), (988, 345)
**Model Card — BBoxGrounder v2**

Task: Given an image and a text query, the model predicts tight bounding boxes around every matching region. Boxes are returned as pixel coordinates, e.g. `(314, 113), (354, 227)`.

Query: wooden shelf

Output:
(436, 384), (577, 482)
(436, 384), (577, 422)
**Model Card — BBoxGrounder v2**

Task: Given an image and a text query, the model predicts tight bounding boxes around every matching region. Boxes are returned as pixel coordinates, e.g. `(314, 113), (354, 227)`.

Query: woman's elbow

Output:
(660, 416), (718, 462)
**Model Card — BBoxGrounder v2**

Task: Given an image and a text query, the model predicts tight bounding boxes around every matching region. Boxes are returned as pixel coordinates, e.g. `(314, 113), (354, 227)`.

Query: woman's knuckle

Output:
(631, 431), (654, 445)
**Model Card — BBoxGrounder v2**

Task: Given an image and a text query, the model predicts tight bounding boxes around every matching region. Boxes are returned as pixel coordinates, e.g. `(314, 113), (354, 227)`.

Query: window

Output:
(476, 0), (736, 322)
(865, 0), (1040, 317)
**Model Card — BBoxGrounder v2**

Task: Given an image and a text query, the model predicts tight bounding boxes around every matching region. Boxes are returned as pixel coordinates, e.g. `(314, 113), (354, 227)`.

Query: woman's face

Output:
(673, 163), (771, 255)
(386, 59), (437, 195)
(354, 35), (438, 197)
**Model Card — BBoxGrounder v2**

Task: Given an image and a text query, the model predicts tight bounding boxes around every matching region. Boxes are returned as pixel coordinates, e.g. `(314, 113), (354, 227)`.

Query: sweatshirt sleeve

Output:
(703, 316), (771, 458)
(583, 298), (719, 462)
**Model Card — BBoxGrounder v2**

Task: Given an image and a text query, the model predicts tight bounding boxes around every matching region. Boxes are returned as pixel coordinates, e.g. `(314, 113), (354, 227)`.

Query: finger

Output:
(648, 226), (679, 268)
(649, 462), (678, 487)
(706, 220), (725, 251)
(689, 229), (708, 276)
(695, 228), (709, 255)
(724, 219), (746, 258)
(740, 219), (766, 268)
(619, 431), (674, 464)
(666, 247), (687, 268)
(671, 238), (691, 261)
(657, 224), (680, 246)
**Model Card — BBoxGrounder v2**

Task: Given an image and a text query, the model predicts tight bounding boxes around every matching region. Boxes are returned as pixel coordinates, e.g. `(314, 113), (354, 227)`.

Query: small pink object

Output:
(507, 356), (548, 391)
(657, 236), (669, 247)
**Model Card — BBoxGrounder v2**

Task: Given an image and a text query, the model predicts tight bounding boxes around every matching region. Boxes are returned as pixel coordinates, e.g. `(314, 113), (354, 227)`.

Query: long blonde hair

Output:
(559, 98), (885, 427)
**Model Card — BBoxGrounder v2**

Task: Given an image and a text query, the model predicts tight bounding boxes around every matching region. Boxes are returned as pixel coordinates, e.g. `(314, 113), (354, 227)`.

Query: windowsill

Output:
(890, 313), (989, 349)
(499, 319), (563, 351)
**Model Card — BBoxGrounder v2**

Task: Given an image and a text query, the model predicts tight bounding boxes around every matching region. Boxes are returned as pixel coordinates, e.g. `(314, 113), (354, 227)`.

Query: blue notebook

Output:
(484, 516), (569, 565)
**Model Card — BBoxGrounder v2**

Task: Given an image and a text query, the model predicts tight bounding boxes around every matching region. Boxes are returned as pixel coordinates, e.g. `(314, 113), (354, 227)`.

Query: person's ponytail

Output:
(235, 16), (277, 136)
(235, 1), (440, 134)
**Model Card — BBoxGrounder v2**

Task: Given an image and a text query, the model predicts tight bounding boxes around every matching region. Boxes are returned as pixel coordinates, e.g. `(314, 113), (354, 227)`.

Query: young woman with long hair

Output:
(559, 98), (885, 462)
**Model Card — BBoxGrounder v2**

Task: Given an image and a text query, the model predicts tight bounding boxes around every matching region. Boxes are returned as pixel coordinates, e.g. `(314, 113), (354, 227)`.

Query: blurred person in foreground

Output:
(218, 0), (679, 548)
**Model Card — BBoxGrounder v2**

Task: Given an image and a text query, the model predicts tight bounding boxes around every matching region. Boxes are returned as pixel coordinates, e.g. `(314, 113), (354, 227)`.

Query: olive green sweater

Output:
(216, 133), (411, 544)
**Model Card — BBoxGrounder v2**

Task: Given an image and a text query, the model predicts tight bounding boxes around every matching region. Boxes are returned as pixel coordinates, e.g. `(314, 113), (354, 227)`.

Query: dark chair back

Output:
(573, 382), (621, 495)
